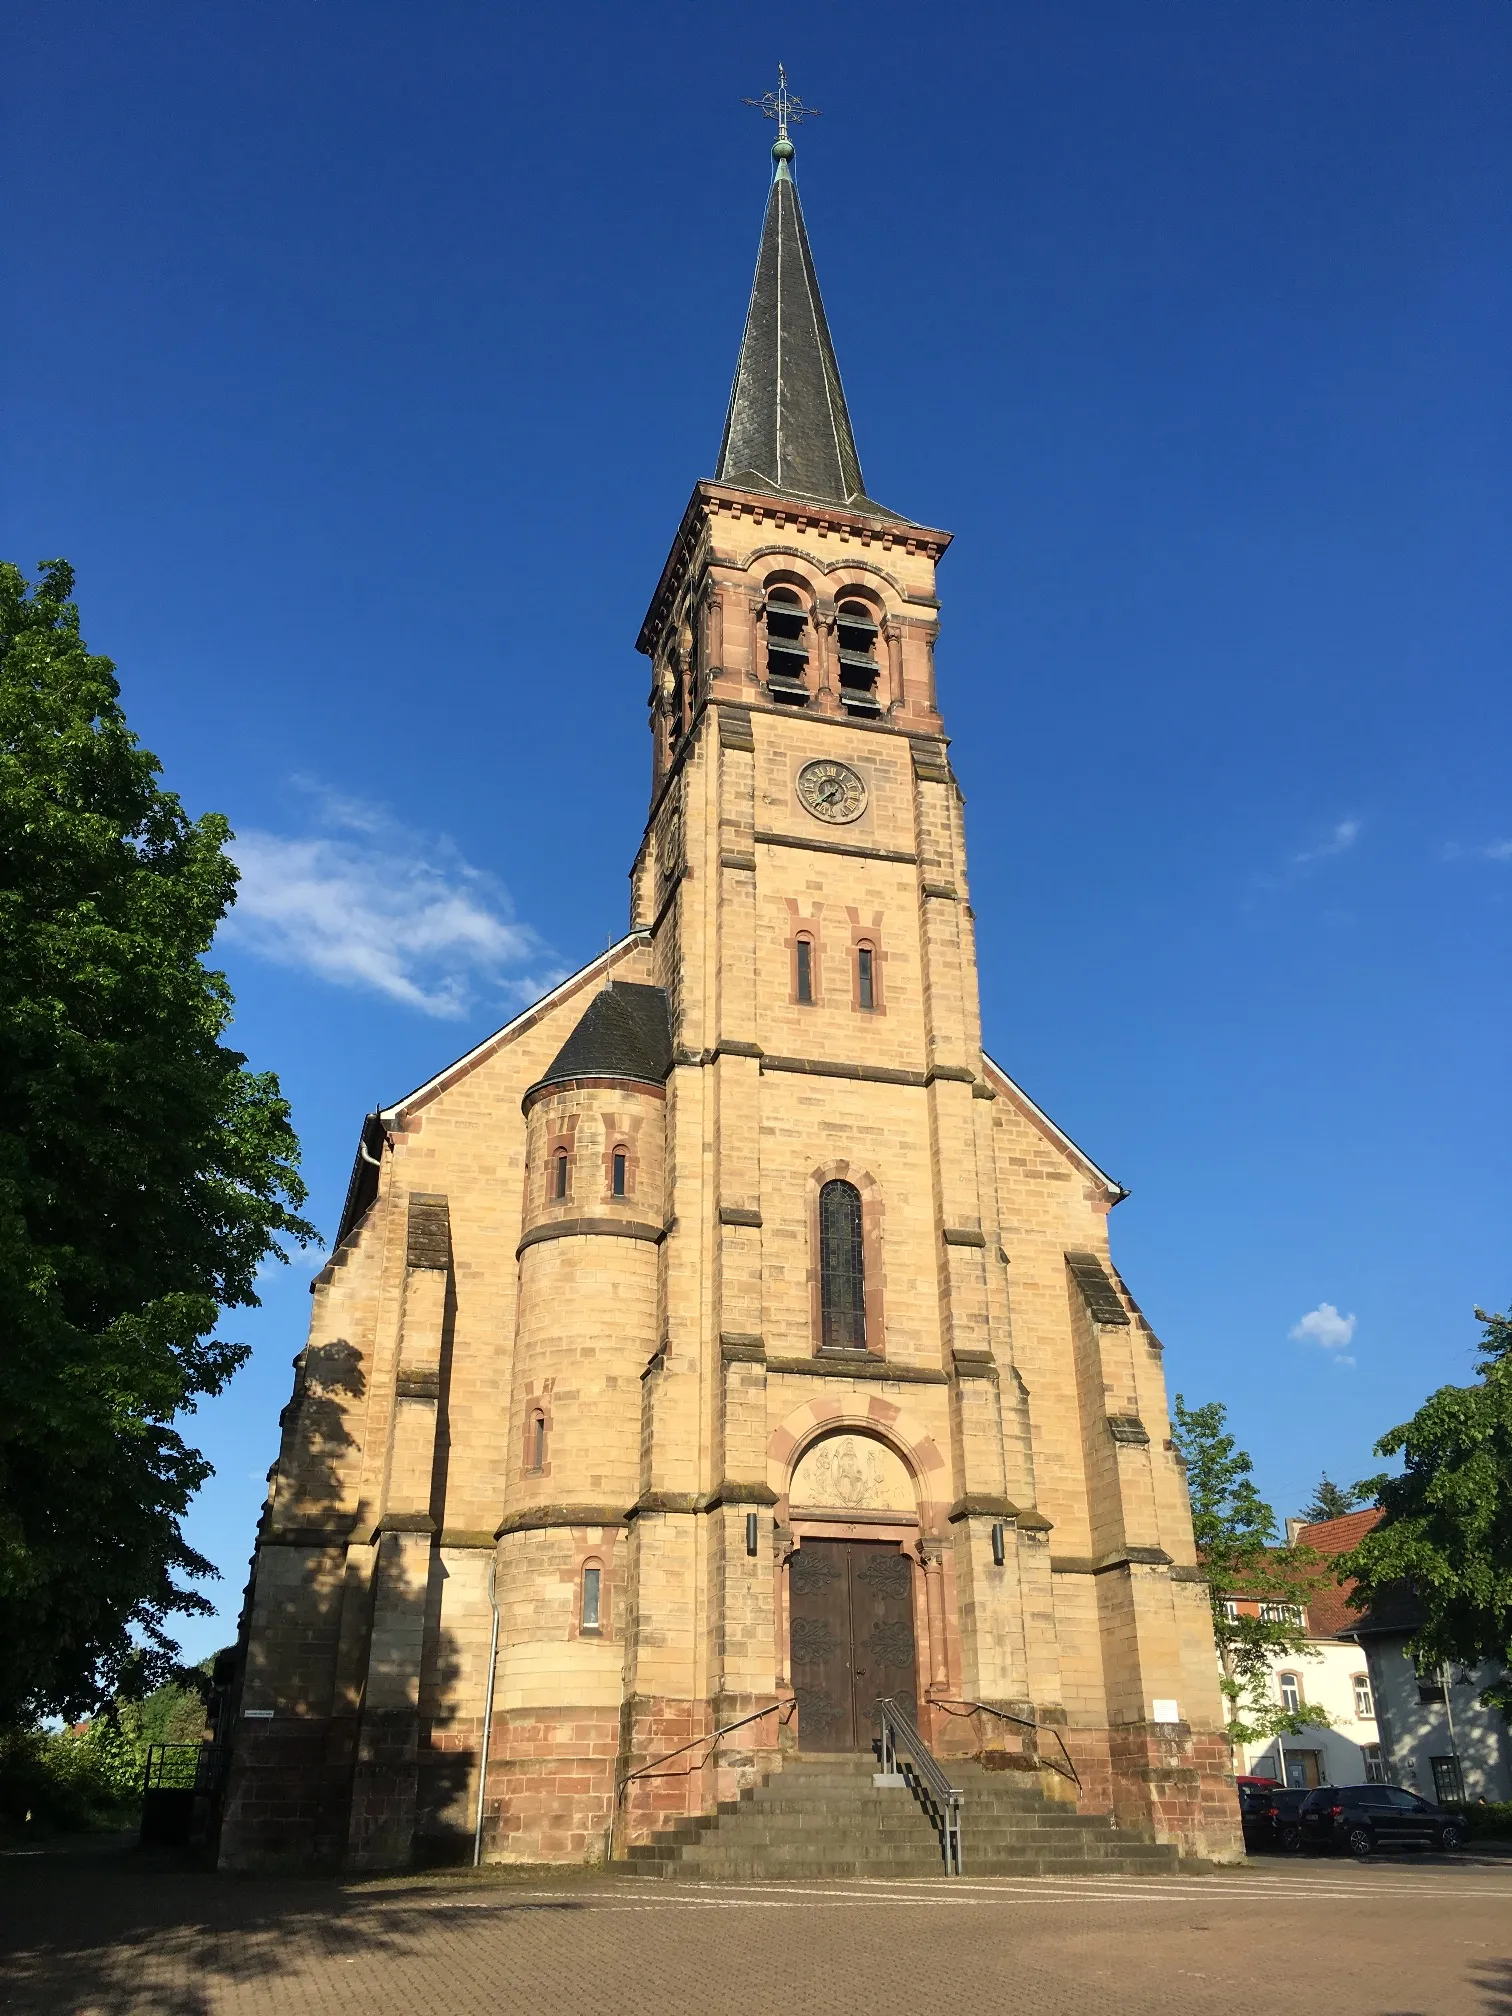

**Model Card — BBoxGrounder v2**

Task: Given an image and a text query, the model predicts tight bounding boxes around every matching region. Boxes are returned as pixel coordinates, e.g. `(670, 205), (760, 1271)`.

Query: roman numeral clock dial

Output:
(797, 759), (867, 824)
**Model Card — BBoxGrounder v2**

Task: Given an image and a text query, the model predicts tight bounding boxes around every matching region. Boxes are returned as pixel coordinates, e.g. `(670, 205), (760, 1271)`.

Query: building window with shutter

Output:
(819, 1179), (867, 1351)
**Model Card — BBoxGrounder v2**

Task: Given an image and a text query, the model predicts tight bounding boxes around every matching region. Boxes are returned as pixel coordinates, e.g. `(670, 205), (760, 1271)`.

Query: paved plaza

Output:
(2, 1843), (1510, 2016)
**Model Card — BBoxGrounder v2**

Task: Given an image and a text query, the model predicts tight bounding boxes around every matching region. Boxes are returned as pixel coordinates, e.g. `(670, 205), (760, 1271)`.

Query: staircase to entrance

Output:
(616, 1753), (1183, 1881)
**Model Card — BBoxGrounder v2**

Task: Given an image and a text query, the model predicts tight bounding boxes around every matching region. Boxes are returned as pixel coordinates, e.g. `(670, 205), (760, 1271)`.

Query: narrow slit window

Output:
(611, 1148), (628, 1198)
(553, 1150), (569, 1201)
(581, 1565), (602, 1632)
(796, 937), (814, 1005)
(819, 1178), (867, 1351)
(857, 945), (875, 1011)
(528, 1411), (547, 1472)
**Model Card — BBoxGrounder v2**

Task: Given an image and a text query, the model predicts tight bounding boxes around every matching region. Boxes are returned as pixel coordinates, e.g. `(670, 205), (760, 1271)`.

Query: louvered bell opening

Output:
(766, 592), (811, 705)
(819, 1179), (867, 1351)
(837, 603), (881, 713)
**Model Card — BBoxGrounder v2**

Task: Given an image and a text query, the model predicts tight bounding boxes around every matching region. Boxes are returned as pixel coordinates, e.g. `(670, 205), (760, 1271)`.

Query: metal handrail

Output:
(935, 1698), (1082, 1791)
(615, 1699), (793, 1809)
(876, 1697), (964, 1875)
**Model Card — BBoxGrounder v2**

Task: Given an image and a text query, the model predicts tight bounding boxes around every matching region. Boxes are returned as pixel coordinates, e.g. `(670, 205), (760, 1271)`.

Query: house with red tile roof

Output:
(1302, 1510), (1512, 1805)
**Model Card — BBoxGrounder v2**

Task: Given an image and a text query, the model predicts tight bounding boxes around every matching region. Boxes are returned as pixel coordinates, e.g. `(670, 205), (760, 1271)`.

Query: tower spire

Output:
(717, 69), (899, 518)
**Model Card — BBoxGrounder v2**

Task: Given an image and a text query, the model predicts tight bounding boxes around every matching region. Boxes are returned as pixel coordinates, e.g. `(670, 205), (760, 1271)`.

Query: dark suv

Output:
(1298, 1783), (1466, 1857)
(1239, 1784), (1309, 1853)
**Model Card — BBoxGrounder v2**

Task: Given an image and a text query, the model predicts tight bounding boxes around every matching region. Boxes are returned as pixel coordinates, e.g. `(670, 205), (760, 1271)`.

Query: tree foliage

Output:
(1173, 1395), (1330, 1748)
(1343, 1303), (1512, 1717)
(1301, 1474), (1367, 1523)
(0, 560), (313, 1723)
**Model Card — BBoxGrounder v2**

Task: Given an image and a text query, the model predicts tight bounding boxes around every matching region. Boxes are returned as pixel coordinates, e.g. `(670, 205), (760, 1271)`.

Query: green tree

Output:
(1343, 1303), (1512, 1717)
(0, 560), (313, 1724)
(1300, 1474), (1367, 1523)
(1172, 1395), (1330, 1751)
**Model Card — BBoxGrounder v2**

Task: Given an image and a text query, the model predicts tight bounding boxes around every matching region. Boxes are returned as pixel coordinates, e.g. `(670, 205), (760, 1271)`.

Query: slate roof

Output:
(715, 145), (902, 520)
(530, 982), (673, 1096)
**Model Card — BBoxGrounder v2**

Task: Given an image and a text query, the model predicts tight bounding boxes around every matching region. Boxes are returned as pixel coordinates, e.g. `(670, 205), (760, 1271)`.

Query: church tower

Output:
(217, 114), (1242, 1872)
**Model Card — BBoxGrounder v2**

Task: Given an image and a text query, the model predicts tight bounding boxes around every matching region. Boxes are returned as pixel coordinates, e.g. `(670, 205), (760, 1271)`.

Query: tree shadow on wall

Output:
(275, 1337), (365, 1517)
(0, 1847), (593, 2016)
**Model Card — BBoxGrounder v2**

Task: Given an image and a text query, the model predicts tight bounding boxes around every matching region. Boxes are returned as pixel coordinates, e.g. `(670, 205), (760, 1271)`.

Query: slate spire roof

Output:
(715, 138), (901, 520)
(530, 981), (673, 1097)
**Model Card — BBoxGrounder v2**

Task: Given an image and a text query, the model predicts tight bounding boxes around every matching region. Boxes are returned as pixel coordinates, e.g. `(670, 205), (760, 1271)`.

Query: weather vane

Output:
(743, 63), (820, 145)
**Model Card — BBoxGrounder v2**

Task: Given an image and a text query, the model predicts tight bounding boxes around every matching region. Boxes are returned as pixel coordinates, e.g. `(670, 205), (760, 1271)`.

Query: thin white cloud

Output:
(1290, 1301), (1357, 1366)
(1252, 817), (1362, 894)
(1290, 819), (1360, 870)
(1442, 838), (1512, 864)
(222, 786), (561, 1019)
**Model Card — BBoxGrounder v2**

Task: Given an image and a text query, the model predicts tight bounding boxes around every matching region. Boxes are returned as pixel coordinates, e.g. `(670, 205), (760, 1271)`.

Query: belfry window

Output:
(857, 945), (875, 1011)
(611, 1147), (628, 1198)
(764, 589), (810, 705)
(835, 600), (882, 715)
(553, 1150), (569, 1201)
(819, 1179), (867, 1351)
(796, 936), (815, 1005)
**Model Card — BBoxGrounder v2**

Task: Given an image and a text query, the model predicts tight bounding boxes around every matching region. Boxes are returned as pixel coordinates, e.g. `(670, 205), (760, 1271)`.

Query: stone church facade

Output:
(218, 129), (1242, 1871)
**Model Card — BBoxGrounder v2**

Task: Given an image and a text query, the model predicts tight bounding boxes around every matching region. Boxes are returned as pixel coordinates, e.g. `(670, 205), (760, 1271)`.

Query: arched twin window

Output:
(819, 1179), (867, 1351)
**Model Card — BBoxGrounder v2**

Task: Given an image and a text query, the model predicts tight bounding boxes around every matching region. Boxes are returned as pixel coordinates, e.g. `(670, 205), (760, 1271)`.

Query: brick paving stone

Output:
(2, 1841), (1511, 2015)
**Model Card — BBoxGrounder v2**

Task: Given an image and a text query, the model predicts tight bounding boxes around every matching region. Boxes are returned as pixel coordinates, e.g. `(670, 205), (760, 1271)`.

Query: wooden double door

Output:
(788, 1540), (919, 1753)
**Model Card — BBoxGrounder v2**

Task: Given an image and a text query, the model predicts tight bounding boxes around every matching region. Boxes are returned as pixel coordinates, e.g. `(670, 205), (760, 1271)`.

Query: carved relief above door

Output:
(788, 1433), (914, 1516)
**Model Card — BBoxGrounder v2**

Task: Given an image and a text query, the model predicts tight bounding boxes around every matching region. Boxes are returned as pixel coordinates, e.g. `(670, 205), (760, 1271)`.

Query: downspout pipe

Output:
(473, 1554), (501, 1867)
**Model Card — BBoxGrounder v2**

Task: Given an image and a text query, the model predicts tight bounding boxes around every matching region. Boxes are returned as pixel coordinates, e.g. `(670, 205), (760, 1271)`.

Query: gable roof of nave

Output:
(980, 1051), (1127, 1206)
(330, 933), (654, 1247)
(377, 931), (655, 1125)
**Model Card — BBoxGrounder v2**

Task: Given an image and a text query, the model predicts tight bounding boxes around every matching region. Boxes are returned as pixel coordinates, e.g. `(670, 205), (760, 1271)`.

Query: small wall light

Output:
(746, 1511), (760, 1557)
(991, 1521), (1006, 1567)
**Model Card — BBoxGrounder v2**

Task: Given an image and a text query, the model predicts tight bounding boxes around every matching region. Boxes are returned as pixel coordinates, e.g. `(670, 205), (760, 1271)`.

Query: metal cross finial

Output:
(743, 62), (821, 144)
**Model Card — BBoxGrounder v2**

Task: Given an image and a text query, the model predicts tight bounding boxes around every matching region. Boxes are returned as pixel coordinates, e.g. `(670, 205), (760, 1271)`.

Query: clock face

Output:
(797, 759), (868, 825)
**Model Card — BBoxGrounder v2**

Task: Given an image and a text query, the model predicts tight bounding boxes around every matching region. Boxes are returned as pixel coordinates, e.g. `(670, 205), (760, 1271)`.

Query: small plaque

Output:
(1151, 1698), (1180, 1724)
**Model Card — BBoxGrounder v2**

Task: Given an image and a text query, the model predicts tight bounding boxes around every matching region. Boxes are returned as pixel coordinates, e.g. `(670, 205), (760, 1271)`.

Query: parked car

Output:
(1298, 1784), (1466, 1858)
(1240, 1784), (1309, 1853)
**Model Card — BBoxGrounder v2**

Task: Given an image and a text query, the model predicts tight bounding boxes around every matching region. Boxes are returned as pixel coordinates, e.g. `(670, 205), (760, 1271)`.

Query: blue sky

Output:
(5, 2), (1509, 1662)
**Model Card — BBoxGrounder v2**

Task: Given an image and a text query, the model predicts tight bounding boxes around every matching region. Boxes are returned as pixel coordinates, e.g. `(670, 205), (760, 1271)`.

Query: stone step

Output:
(613, 1748), (1184, 1883)
(623, 1851), (1178, 1881)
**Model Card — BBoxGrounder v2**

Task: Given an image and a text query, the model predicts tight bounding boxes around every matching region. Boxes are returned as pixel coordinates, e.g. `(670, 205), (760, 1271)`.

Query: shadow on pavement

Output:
(0, 1834), (596, 2016)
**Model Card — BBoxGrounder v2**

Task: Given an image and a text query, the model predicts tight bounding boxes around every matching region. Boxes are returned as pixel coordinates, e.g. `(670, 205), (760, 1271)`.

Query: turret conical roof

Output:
(715, 144), (900, 519)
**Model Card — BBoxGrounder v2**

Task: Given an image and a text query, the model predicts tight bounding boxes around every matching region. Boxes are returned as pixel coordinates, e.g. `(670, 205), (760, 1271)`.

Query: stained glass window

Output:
(819, 1179), (866, 1350)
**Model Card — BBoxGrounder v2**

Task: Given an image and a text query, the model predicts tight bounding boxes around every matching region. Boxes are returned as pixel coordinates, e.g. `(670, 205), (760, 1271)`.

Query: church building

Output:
(218, 113), (1242, 1872)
